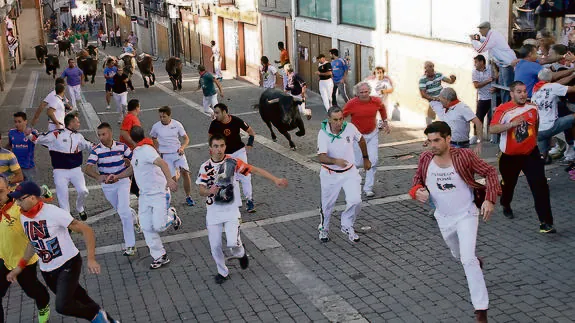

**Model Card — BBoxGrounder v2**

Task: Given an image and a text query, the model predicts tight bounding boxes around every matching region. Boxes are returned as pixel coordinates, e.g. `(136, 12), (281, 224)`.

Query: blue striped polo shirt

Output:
(87, 141), (132, 175)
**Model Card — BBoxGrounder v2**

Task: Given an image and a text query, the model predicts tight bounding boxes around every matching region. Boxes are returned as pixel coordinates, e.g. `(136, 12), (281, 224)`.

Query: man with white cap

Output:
(470, 21), (517, 103)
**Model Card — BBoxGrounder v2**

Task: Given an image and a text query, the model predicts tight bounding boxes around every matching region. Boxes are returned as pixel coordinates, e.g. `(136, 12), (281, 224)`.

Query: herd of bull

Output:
(32, 42), (184, 91)
(31, 41), (315, 151)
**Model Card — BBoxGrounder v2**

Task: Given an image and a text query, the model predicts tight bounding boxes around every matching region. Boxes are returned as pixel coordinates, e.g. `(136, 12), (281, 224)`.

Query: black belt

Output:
(451, 140), (470, 146)
(322, 165), (352, 173)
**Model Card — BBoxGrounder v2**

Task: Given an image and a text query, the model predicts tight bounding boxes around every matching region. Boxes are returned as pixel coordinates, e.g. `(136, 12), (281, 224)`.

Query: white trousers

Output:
(203, 94), (218, 117)
(319, 79), (334, 111)
(53, 167), (89, 213)
(354, 128), (379, 193)
(435, 211), (489, 310)
(139, 191), (173, 259)
(230, 148), (252, 200)
(67, 84), (82, 110)
(113, 92), (128, 115)
(214, 58), (222, 78)
(207, 217), (245, 277)
(319, 166), (362, 231)
(101, 178), (136, 248)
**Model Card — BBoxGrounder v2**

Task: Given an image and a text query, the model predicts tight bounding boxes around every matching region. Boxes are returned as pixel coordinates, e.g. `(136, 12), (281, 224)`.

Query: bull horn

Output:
(267, 98), (280, 104)
(252, 104), (259, 110)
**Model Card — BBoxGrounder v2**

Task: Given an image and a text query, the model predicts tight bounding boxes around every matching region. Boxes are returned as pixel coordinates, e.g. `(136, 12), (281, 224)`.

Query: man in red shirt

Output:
(489, 81), (555, 233)
(343, 82), (390, 197)
(120, 99), (141, 196)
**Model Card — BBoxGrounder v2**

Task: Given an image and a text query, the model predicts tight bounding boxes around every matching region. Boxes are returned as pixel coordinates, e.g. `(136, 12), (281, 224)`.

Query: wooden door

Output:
(218, 17), (226, 70)
(296, 31), (311, 92)
(237, 22), (246, 76)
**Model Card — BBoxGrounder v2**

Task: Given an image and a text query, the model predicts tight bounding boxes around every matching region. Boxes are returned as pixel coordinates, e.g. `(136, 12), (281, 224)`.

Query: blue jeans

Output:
(537, 115), (575, 153)
(498, 65), (514, 104)
(451, 141), (470, 149)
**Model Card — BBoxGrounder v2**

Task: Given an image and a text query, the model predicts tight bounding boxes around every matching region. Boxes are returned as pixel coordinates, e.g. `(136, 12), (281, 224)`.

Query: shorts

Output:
(161, 152), (190, 177)
(105, 83), (113, 92)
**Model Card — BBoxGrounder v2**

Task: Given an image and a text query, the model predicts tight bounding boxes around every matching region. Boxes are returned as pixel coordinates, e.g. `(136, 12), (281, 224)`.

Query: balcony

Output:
(144, 0), (167, 16)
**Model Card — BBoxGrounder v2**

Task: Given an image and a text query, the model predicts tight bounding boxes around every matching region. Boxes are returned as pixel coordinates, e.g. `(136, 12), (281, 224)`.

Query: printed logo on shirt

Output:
(224, 129), (231, 136)
(434, 170), (456, 191)
(346, 136), (350, 143)
(514, 121), (531, 143)
(24, 220), (63, 263)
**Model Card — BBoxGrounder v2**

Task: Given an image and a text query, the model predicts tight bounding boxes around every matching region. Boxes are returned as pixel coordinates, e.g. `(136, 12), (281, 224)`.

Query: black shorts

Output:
(105, 83), (113, 92)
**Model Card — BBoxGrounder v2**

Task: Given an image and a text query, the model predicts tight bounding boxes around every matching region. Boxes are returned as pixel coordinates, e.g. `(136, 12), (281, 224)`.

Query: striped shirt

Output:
(419, 73), (444, 97)
(412, 148), (501, 204)
(87, 141), (132, 175)
(0, 148), (21, 180)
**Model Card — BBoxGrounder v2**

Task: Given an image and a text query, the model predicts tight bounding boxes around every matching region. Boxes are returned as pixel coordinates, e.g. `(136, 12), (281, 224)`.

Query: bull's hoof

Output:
(178, 84), (182, 90)
(290, 145), (297, 151)
(295, 131), (305, 137)
(173, 87), (177, 91)
(150, 82), (155, 86)
(91, 80), (95, 84)
(272, 137), (277, 142)
(144, 84), (149, 88)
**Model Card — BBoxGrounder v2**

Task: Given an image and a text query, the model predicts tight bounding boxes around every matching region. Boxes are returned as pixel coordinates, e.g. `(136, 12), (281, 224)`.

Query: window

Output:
(298, 0), (331, 21)
(390, 0), (484, 43)
(340, 0), (375, 29)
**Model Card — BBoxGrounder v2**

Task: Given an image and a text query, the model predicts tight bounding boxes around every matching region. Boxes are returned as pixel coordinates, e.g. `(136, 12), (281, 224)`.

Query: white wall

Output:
(19, 8), (42, 60)
(261, 14), (285, 61)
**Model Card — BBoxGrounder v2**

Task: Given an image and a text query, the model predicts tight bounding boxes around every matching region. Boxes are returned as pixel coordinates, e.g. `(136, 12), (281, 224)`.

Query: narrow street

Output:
(2, 46), (575, 322)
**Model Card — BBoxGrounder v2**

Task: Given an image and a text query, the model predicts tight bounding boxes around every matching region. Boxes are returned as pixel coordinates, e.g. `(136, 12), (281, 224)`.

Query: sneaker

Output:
(548, 144), (561, 156)
(502, 204), (514, 219)
(239, 247), (249, 270)
(364, 190), (375, 198)
(106, 105), (110, 110)
(539, 223), (557, 233)
(246, 199), (256, 213)
(214, 273), (229, 284)
(474, 309), (488, 323)
(564, 147), (575, 160)
(131, 208), (141, 234)
(79, 211), (87, 221)
(40, 185), (53, 201)
(469, 136), (478, 145)
(92, 310), (110, 323)
(318, 228), (329, 242)
(123, 246), (136, 256)
(38, 305), (50, 323)
(185, 196), (195, 206)
(170, 207), (182, 230)
(150, 254), (170, 269)
(341, 226), (360, 242)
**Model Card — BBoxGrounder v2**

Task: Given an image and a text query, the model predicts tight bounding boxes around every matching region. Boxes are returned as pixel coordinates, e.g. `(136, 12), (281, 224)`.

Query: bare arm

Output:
(9, 168), (24, 185)
(420, 89), (437, 102)
(120, 130), (137, 148)
(442, 75), (456, 84)
(250, 166), (288, 187)
(555, 72), (575, 85)
(47, 108), (63, 127)
(84, 164), (104, 181)
(489, 118), (522, 134)
(551, 69), (574, 82)
(153, 157), (173, 181)
(152, 137), (159, 150)
(215, 79), (224, 96)
(31, 101), (48, 126)
(180, 134), (190, 149)
(471, 117), (483, 141)
(68, 220), (100, 273)
(474, 78), (493, 89)
(6, 243), (38, 282)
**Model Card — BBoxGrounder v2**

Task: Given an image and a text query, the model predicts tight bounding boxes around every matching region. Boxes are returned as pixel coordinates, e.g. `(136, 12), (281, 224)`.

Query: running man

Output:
(31, 78), (70, 130)
(128, 126), (182, 269)
(7, 112), (39, 181)
(31, 112), (93, 220)
(120, 99), (142, 197)
(210, 40), (222, 81)
(85, 122), (137, 256)
(0, 177), (51, 323)
(197, 65), (224, 117)
(317, 107), (371, 243)
(7, 181), (119, 322)
(208, 103), (257, 212)
(150, 106), (195, 206)
(197, 134), (288, 284)
(112, 65), (130, 124)
(410, 121), (500, 323)
(60, 58), (84, 111)
(275, 41), (290, 90)
(103, 57), (117, 111)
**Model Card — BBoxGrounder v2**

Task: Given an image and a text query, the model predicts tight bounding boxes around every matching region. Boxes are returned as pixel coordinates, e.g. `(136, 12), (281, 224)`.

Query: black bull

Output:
(165, 57), (182, 91)
(254, 89), (306, 150)
(57, 40), (71, 56)
(34, 45), (48, 63)
(77, 56), (97, 83)
(44, 54), (60, 79)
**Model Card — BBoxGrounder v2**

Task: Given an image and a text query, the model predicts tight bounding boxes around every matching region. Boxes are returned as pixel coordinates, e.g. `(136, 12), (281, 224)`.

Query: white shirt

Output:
(367, 77), (393, 106)
(211, 45), (221, 60)
(132, 144), (166, 196)
(149, 120), (186, 154)
(430, 101), (477, 142)
(472, 68), (492, 101)
(100, 33), (108, 42)
(425, 160), (475, 217)
(43, 91), (66, 127)
(317, 122), (362, 171)
(196, 156), (252, 225)
(20, 204), (79, 272)
(115, 30), (120, 37)
(472, 30), (517, 67)
(531, 82), (568, 132)
(260, 65), (278, 89)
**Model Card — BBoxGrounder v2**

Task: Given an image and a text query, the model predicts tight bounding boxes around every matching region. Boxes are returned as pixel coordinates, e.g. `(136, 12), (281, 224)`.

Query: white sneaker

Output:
(364, 191), (375, 198)
(106, 105), (110, 110)
(469, 136), (478, 145)
(564, 147), (575, 160)
(549, 145), (561, 156)
(341, 226), (360, 242)
(318, 229), (329, 242)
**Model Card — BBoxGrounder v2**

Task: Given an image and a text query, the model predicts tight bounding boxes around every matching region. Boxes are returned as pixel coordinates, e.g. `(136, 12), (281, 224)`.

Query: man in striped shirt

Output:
(84, 122), (137, 256)
(0, 145), (23, 186)
(419, 61), (456, 125)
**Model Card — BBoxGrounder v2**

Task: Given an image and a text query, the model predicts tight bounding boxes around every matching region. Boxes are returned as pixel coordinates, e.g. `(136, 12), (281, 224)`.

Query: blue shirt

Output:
(514, 60), (543, 98)
(8, 128), (38, 169)
(61, 67), (83, 86)
(104, 66), (117, 85)
(331, 58), (349, 83)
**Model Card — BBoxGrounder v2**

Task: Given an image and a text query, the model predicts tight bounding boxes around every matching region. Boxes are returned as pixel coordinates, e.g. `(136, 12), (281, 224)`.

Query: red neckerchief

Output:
(0, 199), (15, 221)
(136, 138), (154, 147)
(21, 201), (44, 219)
(533, 81), (547, 94)
(445, 99), (461, 112)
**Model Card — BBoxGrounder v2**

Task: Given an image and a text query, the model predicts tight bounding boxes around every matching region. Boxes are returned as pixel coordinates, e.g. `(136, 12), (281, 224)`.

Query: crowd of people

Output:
(2, 15), (574, 323)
